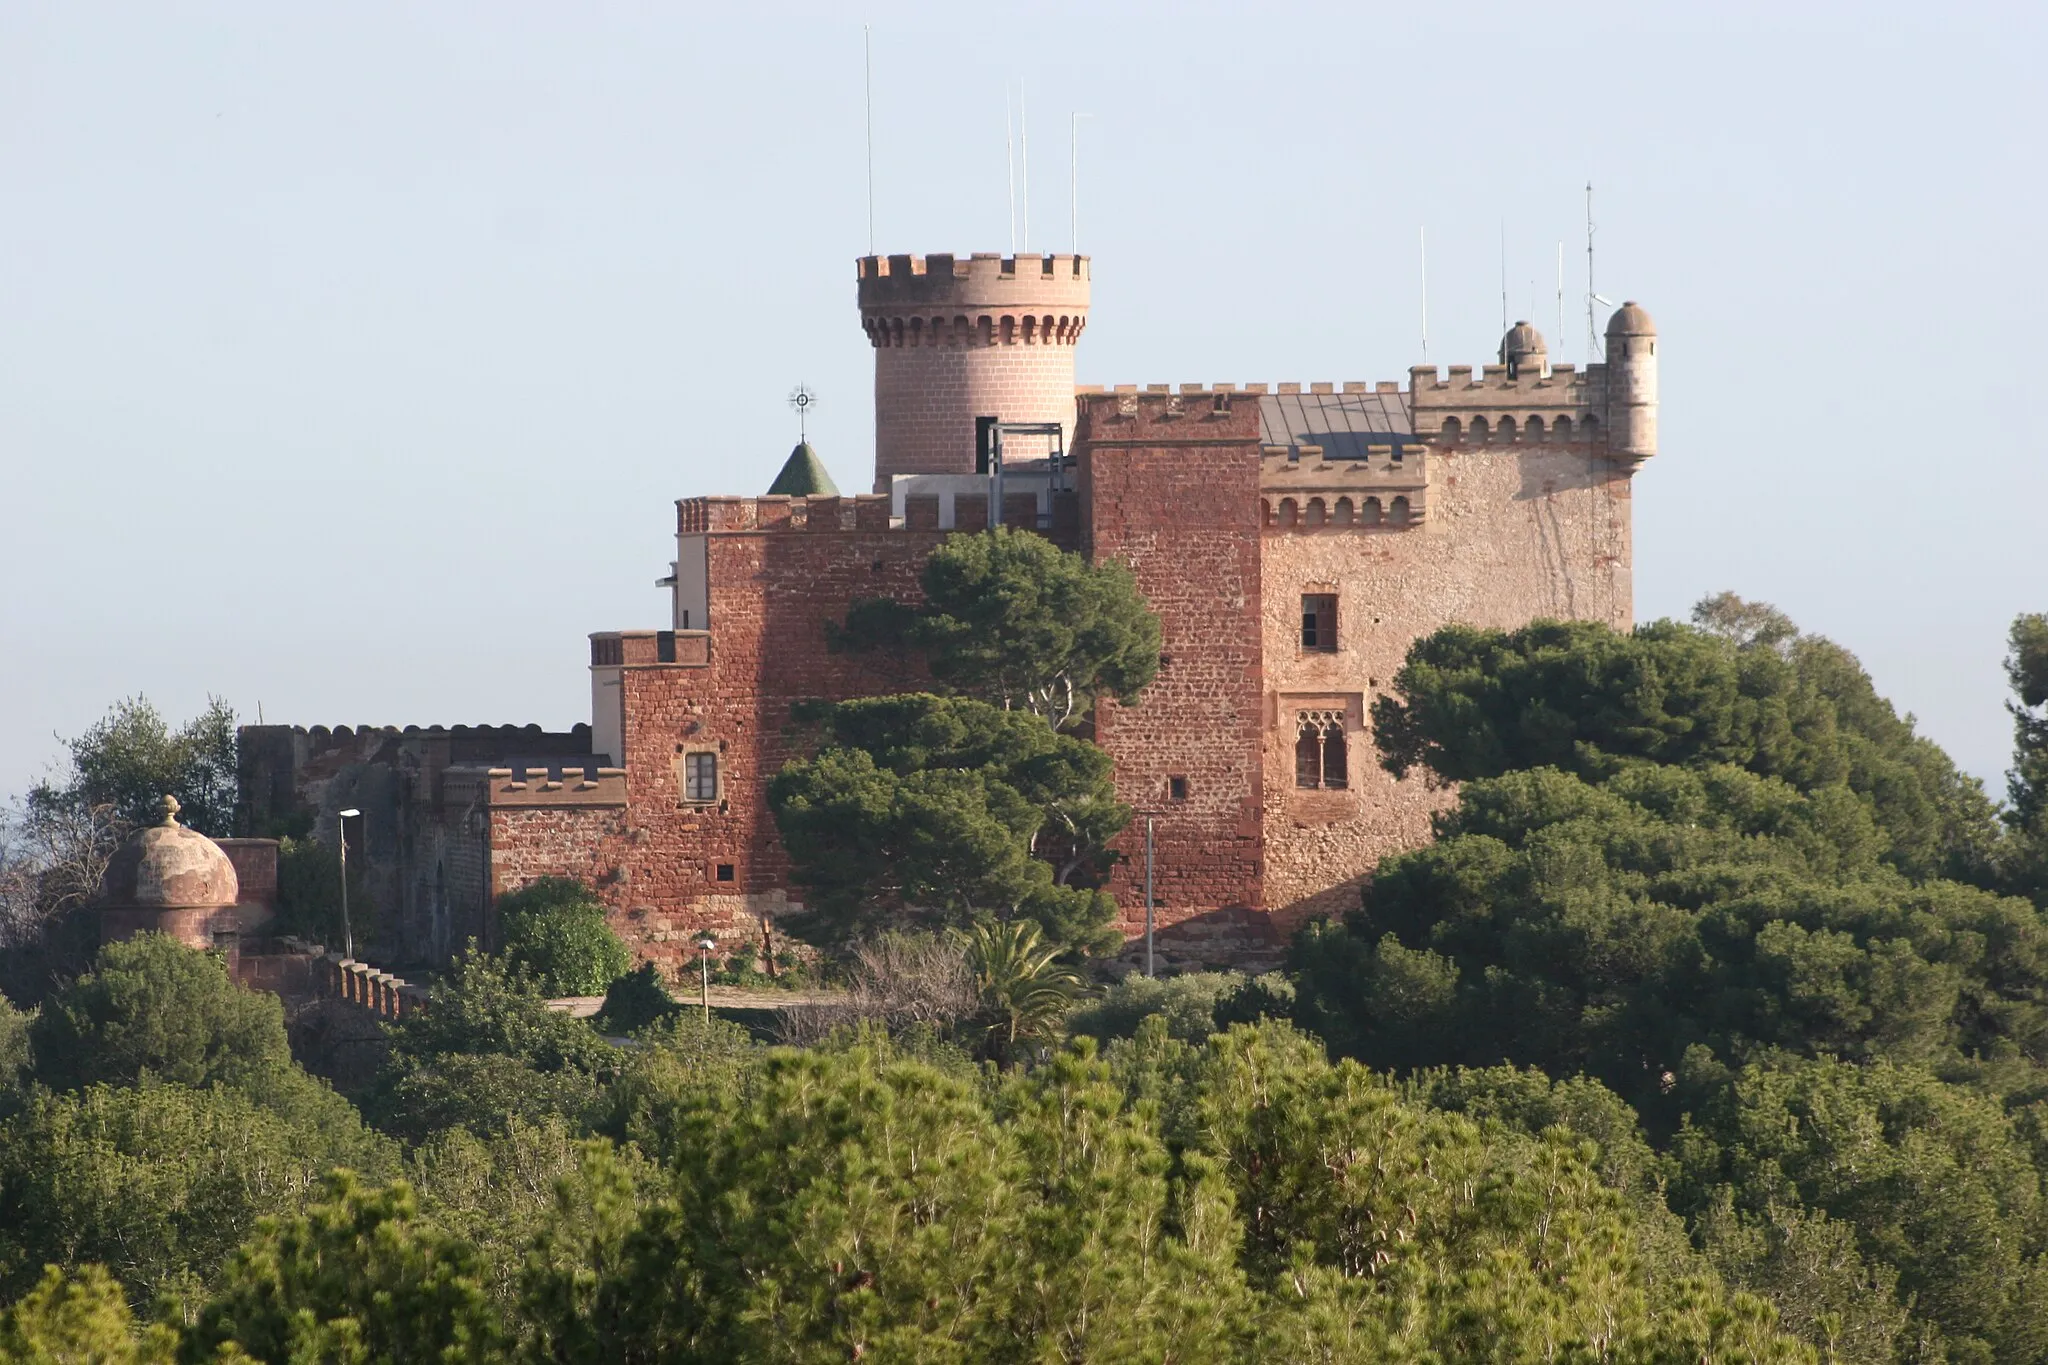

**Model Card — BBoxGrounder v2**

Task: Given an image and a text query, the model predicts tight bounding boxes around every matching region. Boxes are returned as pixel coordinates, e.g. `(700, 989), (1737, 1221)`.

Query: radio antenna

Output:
(1070, 111), (1092, 254)
(1005, 87), (1017, 253)
(1019, 82), (1030, 251)
(863, 25), (875, 255)
(1419, 226), (1429, 362)
(1556, 242), (1565, 362)
(1499, 219), (1508, 333)
(1585, 182), (1602, 361)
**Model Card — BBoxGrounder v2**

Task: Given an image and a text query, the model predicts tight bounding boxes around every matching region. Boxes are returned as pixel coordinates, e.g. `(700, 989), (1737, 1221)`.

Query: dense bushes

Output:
(494, 878), (632, 997)
(1293, 603), (2048, 1364)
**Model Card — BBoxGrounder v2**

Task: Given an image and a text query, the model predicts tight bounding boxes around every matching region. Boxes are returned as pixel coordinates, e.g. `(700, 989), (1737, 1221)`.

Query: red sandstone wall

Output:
(1078, 392), (1267, 935)
(580, 499), (950, 966)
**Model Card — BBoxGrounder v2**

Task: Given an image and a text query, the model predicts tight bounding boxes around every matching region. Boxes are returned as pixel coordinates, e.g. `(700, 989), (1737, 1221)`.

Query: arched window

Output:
(1295, 711), (1349, 790)
(1261, 498), (1274, 527)
(1389, 496), (1411, 527)
(1333, 497), (1355, 526)
(1553, 414), (1573, 438)
(1441, 416), (1462, 443)
(1525, 415), (1545, 439)
(1361, 497), (1383, 527)
(1278, 498), (1299, 528)
(1305, 497), (1326, 528)
(1498, 416), (1517, 441)
(1470, 417), (1490, 442)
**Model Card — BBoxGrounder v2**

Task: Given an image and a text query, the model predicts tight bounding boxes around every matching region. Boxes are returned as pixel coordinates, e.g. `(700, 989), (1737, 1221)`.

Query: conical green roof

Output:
(766, 441), (839, 497)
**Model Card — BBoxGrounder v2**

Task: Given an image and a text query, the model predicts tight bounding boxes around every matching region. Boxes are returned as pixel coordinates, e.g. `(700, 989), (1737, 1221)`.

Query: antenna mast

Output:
(1070, 112), (1091, 254)
(1005, 87), (1017, 253)
(1419, 226), (1429, 362)
(1019, 83), (1030, 251)
(863, 25), (875, 255)
(1556, 241), (1565, 363)
(1585, 182), (1601, 361)
(1499, 219), (1508, 332)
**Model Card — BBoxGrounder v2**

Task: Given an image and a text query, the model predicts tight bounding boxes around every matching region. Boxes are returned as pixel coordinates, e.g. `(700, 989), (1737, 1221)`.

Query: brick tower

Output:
(857, 252), (1090, 489)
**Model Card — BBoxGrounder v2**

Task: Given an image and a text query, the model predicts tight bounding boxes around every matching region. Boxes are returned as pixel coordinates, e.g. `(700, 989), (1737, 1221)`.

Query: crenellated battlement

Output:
(253, 722), (594, 750)
(679, 493), (898, 534)
(1407, 361), (1613, 448)
(857, 252), (1089, 300)
(677, 491), (1050, 537)
(1260, 442), (1430, 531)
(1077, 381), (1403, 397)
(859, 253), (1090, 350)
(483, 766), (628, 808)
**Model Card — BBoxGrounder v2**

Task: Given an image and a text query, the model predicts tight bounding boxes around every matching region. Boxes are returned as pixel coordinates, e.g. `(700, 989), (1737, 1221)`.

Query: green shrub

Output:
(29, 934), (291, 1092)
(496, 878), (632, 997)
(273, 836), (373, 946)
(1067, 971), (1245, 1044)
(594, 962), (677, 1035)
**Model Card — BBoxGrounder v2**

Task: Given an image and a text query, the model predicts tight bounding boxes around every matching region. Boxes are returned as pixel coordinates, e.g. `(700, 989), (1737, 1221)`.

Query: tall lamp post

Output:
(337, 808), (361, 960)
(697, 938), (716, 1023)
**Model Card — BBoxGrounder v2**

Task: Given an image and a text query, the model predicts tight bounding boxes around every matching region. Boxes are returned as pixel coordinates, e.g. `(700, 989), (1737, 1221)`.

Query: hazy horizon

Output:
(5, 1), (2043, 803)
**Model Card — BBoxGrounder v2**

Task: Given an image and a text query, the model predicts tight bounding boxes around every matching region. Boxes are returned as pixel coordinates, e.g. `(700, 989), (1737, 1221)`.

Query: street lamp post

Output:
(697, 938), (716, 1023)
(1144, 814), (1155, 978)
(337, 809), (361, 960)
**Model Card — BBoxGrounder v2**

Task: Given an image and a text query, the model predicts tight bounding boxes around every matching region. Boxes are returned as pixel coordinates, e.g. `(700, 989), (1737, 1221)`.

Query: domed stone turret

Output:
(1603, 301), (1658, 466)
(99, 795), (242, 949)
(1498, 320), (1547, 378)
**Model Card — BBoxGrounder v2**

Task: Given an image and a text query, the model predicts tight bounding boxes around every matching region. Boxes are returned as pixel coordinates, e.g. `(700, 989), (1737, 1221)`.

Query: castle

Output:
(238, 251), (1658, 970)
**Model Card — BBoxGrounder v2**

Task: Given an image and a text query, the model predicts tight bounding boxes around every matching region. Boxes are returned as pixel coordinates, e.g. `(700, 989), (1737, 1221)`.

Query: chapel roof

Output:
(766, 442), (840, 497)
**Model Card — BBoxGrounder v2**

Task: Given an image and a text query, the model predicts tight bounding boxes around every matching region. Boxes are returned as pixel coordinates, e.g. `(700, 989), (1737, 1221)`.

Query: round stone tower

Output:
(857, 252), (1090, 488)
(1604, 301), (1658, 465)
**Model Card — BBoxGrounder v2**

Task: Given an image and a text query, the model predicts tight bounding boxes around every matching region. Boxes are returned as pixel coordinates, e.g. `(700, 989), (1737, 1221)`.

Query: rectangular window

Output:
(1168, 775), (1189, 801)
(715, 863), (735, 883)
(1301, 594), (1338, 652)
(657, 630), (677, 663)
(684, 752), (718, 803)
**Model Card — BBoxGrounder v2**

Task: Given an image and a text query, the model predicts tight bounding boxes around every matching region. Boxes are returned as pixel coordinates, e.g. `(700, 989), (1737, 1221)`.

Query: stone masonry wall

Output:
(872, 341), (1079, 486)
(1078, 390), (1267, 938)
(1260, 436), (1634, 923)
(580, 500), (950, 968)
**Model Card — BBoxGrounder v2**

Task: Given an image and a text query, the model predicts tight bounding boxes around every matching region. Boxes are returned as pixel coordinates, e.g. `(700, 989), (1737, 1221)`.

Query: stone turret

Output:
(857, 252), (1090, 489)
(1604, 301), (1657, 465)
(98, 795), (241, 950)
(1499, 320), (1547, 379)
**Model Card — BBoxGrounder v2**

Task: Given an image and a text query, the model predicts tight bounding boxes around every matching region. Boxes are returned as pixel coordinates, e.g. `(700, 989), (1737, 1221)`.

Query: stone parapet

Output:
(1260, 443), (1429, 530)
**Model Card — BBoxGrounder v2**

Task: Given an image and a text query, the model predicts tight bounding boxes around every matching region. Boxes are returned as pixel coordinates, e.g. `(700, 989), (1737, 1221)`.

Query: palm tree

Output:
(966, 920), (1083, 1055)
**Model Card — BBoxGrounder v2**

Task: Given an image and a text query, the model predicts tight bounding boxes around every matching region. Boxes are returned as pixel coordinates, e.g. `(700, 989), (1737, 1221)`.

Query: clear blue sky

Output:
(4, 1), (2042, 799)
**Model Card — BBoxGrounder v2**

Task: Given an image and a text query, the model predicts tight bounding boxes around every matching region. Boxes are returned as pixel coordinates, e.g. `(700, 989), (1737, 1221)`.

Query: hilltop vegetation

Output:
(4, 548), (2047, 1363)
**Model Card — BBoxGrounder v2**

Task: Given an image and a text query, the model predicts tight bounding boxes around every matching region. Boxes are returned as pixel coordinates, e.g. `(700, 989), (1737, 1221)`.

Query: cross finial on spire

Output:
(788, 384), (817, 444)
(158, 794), (181, 826)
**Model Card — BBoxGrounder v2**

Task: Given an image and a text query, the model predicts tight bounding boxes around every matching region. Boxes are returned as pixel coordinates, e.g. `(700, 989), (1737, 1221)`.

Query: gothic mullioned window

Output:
(1294, 710), (1348, 790)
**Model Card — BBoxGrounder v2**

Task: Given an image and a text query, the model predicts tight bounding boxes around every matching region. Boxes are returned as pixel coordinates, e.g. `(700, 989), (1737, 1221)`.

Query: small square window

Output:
(715, 863), (735, 883)
(1301, 594), (1338, 652)
(1168, 776), (1189, 801)
(683, 751), (718, 803)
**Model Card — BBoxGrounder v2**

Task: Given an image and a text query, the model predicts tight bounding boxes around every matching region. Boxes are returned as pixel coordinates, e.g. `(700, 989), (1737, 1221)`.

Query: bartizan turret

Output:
(1603, 301), (1657, 466)
(857, 253), (1090, 489)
